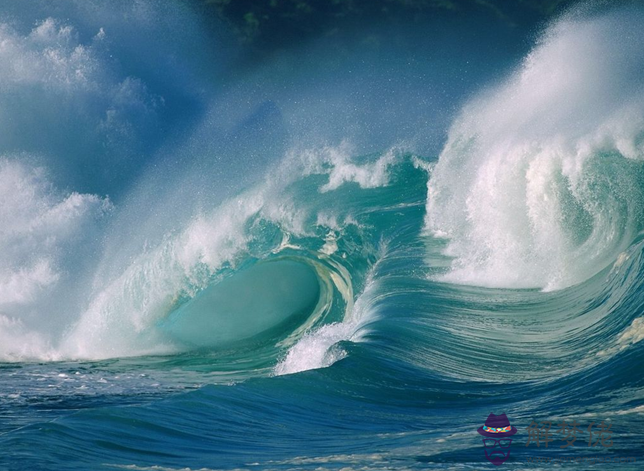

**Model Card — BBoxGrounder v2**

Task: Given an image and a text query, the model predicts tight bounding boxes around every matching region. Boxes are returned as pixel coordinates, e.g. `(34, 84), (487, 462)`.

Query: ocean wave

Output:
(425, 5), (644, 291)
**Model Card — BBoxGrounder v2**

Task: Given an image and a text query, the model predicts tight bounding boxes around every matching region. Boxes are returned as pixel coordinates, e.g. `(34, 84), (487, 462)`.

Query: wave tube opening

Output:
(159, 259), (322, 351)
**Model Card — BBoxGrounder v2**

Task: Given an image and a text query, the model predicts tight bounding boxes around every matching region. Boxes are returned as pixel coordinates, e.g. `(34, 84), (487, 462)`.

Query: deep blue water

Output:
(1, 1), (644, 470)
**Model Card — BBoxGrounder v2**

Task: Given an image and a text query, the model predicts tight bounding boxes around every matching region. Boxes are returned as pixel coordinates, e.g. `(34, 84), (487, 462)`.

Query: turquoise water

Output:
(2, 2), (644, 470)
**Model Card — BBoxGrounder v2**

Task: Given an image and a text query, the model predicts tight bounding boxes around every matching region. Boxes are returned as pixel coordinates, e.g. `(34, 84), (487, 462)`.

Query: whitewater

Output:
(1, 1), (644, 470)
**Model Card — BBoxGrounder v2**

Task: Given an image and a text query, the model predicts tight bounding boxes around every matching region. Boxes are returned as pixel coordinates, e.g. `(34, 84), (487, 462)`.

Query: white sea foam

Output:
(273, 322), (355, 375)
(0, 159), (110, 361)
(596, 317), (644, 358)
(617, 317), (644, 348)
(425, 7), (644, 291)
(0, 159), (110, 305)
(297, 142), (398, 192)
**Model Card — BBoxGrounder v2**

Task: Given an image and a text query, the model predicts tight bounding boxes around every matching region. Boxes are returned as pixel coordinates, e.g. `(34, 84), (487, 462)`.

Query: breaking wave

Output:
(426, 5), (644, 291)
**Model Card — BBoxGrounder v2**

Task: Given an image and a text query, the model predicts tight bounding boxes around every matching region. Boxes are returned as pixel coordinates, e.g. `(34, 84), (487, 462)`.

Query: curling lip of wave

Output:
(425, 6), (644, 291)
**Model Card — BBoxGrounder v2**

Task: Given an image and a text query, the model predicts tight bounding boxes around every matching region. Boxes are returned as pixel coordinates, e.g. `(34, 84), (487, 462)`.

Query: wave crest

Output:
(425, 6), (644, 291)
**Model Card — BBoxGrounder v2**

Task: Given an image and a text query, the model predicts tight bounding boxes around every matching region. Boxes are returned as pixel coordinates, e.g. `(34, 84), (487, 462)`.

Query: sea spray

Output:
(426, 5), (644, 290)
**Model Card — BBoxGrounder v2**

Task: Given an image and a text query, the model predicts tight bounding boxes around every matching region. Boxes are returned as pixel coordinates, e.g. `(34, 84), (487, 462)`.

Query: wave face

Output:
(2, 2), (644, 471)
